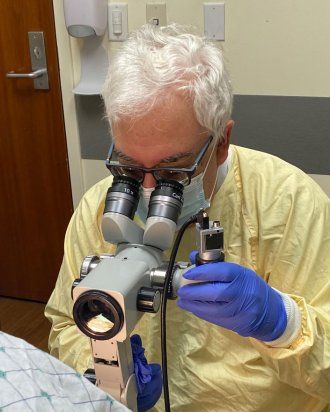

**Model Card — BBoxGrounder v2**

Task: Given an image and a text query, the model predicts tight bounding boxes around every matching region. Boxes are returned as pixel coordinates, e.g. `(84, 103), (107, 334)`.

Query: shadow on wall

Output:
(75, 95), (111, 161)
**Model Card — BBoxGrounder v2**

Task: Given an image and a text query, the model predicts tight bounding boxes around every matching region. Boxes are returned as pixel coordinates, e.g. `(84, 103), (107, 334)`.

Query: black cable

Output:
(161, 213), (199, 412)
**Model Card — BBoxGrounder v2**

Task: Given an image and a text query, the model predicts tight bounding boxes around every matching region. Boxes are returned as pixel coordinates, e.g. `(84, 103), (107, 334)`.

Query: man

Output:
(45, 24), (330, 411)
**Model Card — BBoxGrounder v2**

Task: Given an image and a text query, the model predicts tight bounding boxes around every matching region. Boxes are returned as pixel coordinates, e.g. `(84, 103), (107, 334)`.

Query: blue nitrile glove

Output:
(177, 251), (287, 341)
(130, 334), (162, 411)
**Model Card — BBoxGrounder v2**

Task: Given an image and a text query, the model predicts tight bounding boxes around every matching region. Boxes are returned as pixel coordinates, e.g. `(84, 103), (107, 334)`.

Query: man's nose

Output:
(142, 173), (156, 188)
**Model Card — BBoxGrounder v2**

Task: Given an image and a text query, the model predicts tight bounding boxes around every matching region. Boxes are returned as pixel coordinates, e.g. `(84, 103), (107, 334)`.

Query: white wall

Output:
(52, 0), (84, 207)
(53, 0), (330, 203)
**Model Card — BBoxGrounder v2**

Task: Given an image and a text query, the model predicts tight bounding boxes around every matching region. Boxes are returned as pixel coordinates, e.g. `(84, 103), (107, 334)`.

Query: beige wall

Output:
(53, 0), (84, 206)
(53, 0), (330, 205)
(309, 175), (330, 198)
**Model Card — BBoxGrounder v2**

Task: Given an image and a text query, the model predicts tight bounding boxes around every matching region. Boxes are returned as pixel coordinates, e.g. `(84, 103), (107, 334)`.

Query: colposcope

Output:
(72, 175), (224, 411)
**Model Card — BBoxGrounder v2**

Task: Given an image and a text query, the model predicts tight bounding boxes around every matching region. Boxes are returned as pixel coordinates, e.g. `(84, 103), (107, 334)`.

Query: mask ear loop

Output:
(202, 137), (220, 206)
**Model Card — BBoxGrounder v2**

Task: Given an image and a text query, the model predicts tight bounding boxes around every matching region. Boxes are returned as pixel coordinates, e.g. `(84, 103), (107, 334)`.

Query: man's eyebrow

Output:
(115, 148), (194, 164)
(114, 149), (136, 162)
(160, 152), (194, 163)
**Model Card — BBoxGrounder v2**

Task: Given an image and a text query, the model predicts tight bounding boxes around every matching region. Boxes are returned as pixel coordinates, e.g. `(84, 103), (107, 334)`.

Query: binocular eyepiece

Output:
(148, 179), (184, 223)
(104, 176), (140, 220)
(104, 176), (184, 224)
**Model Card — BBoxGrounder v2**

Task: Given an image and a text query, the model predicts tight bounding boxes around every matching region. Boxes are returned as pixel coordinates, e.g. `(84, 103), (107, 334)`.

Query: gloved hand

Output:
(130, 334), (162, 411)
(177, 251), (287, 341)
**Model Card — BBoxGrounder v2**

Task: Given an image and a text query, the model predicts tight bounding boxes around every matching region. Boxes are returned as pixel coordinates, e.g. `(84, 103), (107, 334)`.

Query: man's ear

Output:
(217, 120), (234, 165)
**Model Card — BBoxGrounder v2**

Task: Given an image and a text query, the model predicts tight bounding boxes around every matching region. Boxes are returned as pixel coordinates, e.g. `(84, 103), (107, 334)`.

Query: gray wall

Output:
(231, 96), (330, 175)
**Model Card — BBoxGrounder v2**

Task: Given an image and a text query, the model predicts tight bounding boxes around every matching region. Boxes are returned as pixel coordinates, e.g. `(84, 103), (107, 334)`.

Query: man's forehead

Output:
(111, 95), (208, 165)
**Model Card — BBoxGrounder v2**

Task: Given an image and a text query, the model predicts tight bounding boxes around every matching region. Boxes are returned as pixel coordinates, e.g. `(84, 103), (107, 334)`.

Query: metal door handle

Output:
(5, 32), (49, 89)
(6, 68), (47, 79)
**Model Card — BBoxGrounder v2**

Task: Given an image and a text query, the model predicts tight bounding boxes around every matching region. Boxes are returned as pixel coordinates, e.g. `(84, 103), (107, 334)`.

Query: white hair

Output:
(102, 23), (233, 140)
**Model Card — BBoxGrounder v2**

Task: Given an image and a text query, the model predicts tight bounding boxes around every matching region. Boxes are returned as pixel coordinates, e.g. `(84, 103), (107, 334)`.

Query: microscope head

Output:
(72, 175), (184, 343)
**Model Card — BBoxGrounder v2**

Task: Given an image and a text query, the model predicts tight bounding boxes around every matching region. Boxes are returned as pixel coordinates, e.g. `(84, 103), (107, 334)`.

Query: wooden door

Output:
(0, 0), (73, 302)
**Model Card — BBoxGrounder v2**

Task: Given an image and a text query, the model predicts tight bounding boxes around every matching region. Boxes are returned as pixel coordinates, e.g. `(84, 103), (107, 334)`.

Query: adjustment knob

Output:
(137, 287), (161, 313)
(80, 255), (101, 278)
(71, 278), (81, 299)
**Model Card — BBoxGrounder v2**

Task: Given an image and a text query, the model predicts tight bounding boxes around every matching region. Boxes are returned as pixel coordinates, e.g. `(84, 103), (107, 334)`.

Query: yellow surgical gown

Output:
(45, 145), (330, 411)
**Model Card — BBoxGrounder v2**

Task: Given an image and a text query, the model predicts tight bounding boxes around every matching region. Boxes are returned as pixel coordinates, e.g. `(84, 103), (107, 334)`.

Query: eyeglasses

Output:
(105, 135), (213, 186)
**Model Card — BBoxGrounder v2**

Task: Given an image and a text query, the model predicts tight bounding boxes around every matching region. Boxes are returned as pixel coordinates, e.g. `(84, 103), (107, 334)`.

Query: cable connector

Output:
(195, 211), (225, 265)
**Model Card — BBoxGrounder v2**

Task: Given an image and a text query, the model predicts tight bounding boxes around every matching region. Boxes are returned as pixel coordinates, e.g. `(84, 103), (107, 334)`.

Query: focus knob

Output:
(80, 255), (101, 278)
(137, 287), (161, 313)
(71, 278), (82, 299)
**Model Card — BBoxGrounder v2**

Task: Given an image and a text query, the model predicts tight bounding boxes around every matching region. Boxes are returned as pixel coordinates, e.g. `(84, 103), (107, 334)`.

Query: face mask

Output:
(136, 186), (154, 223)
(176, 171), (211, 227)
(177, 144), (232, 226)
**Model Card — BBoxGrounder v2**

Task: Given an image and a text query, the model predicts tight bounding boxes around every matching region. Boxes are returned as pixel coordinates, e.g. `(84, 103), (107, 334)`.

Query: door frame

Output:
(53, 0), (84, 208)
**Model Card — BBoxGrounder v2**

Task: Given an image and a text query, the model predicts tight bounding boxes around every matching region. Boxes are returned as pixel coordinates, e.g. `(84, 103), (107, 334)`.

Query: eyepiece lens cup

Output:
(103, 175), (141, 219)
(147, 179), (184, 223)
(73, 290), (124, 340)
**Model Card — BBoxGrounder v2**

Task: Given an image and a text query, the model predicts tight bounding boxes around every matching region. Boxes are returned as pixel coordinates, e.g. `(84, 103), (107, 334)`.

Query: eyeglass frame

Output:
(105, 135), (214, 186)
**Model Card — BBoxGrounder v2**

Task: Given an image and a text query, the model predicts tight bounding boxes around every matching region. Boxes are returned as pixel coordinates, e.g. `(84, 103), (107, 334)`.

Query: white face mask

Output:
(176, 171), (211, 227)
(136, 140), (218, 226)
(136, 186), (153, 223)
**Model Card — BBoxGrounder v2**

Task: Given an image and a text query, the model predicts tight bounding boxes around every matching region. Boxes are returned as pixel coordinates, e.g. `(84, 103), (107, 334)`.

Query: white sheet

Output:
(0, 332), (130, 411)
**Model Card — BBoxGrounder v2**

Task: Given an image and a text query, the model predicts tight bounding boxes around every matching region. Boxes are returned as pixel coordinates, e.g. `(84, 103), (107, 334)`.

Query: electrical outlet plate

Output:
(108, 3), (128, 41)
(146, 3), (166, 27)
(203, 2), (225, 41)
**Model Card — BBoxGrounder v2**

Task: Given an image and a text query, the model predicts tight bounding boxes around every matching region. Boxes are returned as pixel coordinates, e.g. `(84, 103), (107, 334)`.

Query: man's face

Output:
(112, 91), (223, 198)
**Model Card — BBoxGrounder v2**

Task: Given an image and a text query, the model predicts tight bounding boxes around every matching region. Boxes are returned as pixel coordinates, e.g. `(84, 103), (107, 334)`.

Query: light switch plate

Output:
(108, 3), (128, 41)
(203, 2), (225, 41)
(146, 3), (166, 27)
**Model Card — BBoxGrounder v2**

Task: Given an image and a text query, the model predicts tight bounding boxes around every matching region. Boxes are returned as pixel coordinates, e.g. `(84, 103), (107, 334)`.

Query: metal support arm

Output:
(91, 337), (138, 411)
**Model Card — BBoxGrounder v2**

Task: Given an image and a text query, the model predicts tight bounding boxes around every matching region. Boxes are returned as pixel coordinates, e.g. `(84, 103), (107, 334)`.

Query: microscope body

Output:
(72, 177), (224, 410)
(72, 242), (164, 410)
